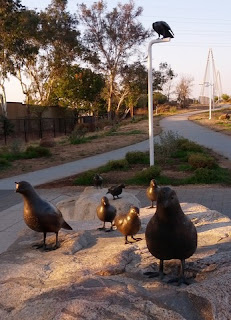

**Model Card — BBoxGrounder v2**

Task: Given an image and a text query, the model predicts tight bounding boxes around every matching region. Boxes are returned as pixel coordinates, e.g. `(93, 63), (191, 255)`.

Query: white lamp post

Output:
(148, 37), (171, 166)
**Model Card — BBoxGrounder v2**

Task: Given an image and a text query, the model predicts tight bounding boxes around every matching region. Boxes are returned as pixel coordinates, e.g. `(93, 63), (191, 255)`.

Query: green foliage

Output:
(177, 138), (203, 152)
(127, 165), (161, 185)
(0, 116), (15, 136)
(187, 168), (231, 184)
(155, 130), (181, 163)
(0, 158), (11, 171)
(125, 151), (149, 164)
(188, 153), (217, 169)
(104, 159), (129, 171)
(74, 170), (96, 186)
(222, 94), (230, 102)
(23, 146), (51, 159)
(69, 125), (88, 144)
(153, 92), (167, 104)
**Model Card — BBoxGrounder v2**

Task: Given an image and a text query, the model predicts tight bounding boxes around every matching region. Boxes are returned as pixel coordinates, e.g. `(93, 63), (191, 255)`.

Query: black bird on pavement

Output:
(145, 187), (197, 285)
(152, 21), (174, 39)
(114, 206), (142, 244)
(15, 181), (73, 250)
(106, 183), (125, 200)
(96, 196), (117, 231)
(146, 179), (160, 208)
(93, 173), (103, 189)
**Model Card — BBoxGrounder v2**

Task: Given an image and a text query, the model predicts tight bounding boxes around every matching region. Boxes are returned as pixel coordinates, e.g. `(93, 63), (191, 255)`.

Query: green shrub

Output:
(127, 165), (161, 185)
(23, 146), (51, 159)
(105, 159), (129, 171)
(73, 170), (96, 186)
(69, 125), (88, 144)
(0, 158), (11, 170)
(155, 131), (182, 163)
(188, 153), (216, 169)
(177, 139), (203, 152)
(125, 151), (149, 164)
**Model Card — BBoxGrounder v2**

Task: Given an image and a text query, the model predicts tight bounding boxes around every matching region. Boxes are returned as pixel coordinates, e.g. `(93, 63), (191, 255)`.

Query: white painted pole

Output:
(147, 37), (171, 166)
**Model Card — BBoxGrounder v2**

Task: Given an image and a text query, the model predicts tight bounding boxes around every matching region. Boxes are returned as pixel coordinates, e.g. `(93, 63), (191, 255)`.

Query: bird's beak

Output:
(15, 182), (19, 192)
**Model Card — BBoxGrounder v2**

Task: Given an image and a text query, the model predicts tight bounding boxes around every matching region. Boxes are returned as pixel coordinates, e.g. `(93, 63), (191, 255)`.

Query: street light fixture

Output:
(148, 37), (171, 166)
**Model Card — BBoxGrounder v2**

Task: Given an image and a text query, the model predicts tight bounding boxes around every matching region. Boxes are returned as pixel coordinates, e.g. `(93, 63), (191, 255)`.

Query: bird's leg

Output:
(125, 235), (133, 244)
(105, 222), (115, 232)
(167, 259), (190, 285)
(131, 235), (142, 242)
(148, 201), (154, 209)
(98, 221), (106, 230)
(144, 259), (165, 278)
(32, 232), (47, 250)
(45, 232), (60, 251)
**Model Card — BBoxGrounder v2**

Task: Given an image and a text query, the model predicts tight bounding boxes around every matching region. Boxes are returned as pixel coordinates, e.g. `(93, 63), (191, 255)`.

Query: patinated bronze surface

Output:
(114, 206), (142, 244)
(146, 179), (160, 208)
(106, 184), (125, 200)
(93, 173), (103, 189)
(15, 181), (72, 250)
(96, 196), (117, 231)
(145, 187), (197, 284)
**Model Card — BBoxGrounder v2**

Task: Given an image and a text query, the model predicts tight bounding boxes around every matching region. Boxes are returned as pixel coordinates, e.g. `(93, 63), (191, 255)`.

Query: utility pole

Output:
(147, 37), (171, 166)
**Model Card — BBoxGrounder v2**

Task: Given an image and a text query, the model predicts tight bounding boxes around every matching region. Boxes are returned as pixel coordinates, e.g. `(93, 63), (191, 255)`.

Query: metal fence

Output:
(0, 116), (96, 145)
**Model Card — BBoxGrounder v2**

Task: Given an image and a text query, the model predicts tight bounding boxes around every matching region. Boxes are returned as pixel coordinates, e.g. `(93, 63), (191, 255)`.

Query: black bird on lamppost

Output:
(152, 21), (174, 39)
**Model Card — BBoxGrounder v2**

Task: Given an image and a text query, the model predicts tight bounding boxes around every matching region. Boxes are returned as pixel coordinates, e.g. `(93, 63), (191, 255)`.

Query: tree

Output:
(48, 65), (105, 115)
(153, 62), (177, 99)
(221, 94), (230, 102)
(78, 0), (150, 118)
(0, 0), (40, 112)
(116, 61), (147, 117)
(175, 76), (194, 108)
(16, 0), (83, 106)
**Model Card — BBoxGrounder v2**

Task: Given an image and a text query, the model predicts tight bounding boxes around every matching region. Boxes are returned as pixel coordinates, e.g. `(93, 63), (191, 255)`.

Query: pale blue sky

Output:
(5, 0), (231, 102)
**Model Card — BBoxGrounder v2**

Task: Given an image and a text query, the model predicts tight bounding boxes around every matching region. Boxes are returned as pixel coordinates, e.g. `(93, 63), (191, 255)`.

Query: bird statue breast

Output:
(145, 187), (197, 284)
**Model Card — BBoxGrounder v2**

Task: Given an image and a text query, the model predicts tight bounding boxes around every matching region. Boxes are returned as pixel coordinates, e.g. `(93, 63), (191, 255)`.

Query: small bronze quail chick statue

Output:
(114, 206), (142, 244)
(96, 196), (117, 232)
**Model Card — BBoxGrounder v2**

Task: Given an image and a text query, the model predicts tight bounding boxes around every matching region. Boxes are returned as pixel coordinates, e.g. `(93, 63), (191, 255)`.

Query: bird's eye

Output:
(171, 196), (174, 200)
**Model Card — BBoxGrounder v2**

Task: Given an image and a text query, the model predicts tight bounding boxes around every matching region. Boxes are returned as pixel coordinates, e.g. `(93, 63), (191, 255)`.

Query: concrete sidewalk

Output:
(160, 110), (231, 160)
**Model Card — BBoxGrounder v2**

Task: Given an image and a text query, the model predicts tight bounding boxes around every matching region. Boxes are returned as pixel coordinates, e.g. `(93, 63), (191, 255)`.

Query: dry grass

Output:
(0, 117), (161, 179)
(189, 107), (231, 136)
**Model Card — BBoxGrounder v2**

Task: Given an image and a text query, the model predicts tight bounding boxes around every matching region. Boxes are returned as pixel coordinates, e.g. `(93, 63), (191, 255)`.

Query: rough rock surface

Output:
(57, 187), (141, 222)
(0, 203), (231, 320)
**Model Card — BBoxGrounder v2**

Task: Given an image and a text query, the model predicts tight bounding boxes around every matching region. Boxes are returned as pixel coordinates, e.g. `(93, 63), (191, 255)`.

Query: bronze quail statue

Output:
(152, 21), (174, 39)
(145, 187), (197, 285)
(96, 196), (117, 232)
(146, 179), (160, 208)
(93, 173), (103, 189)
(107, 184), (125, 200)
(114, 206), (142, 244)
(15, 181), (73, 250)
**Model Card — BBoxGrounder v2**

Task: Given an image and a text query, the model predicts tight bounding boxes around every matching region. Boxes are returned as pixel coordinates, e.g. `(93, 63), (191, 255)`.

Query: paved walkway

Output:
(160, 110), (231, 160)
(0, 108), (230, 254)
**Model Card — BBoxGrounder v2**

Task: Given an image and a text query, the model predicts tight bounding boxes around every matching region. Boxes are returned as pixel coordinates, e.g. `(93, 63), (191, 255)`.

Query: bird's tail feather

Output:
(62, 220), (73, 230)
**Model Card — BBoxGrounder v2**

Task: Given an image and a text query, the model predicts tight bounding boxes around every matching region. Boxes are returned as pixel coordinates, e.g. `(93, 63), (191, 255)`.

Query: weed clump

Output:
(188, 153), (217, 169)
(125, 151), (149, 164)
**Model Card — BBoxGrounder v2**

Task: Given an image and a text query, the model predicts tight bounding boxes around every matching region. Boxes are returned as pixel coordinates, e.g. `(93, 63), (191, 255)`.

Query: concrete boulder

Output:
(57, 186), (141, 221)
(0, 203), (231, 319)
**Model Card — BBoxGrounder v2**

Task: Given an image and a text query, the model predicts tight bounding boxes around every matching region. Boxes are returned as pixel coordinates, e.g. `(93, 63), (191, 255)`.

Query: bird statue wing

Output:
(162, 21), (174, 36)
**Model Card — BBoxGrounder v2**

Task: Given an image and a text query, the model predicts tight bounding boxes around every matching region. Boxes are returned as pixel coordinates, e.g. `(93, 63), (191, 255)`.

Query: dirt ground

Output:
(0, 118), (161, 179)
(189, 107), (231, 136)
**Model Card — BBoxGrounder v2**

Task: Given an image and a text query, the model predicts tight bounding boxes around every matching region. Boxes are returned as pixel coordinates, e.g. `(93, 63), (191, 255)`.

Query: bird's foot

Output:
(148, 206), (154, 209)
(32, 243), (46, 250)
(131, 236), (142, 242)
(97, 227), (106, 231)
(125, 239), (134, 244)
(167, 276), (191, 286)
(44, 243), (60, 251)
(143, 271), (165, 279)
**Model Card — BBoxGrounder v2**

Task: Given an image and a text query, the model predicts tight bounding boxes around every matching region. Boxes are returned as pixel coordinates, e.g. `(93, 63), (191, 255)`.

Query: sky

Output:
(4, 0), (231, 102)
